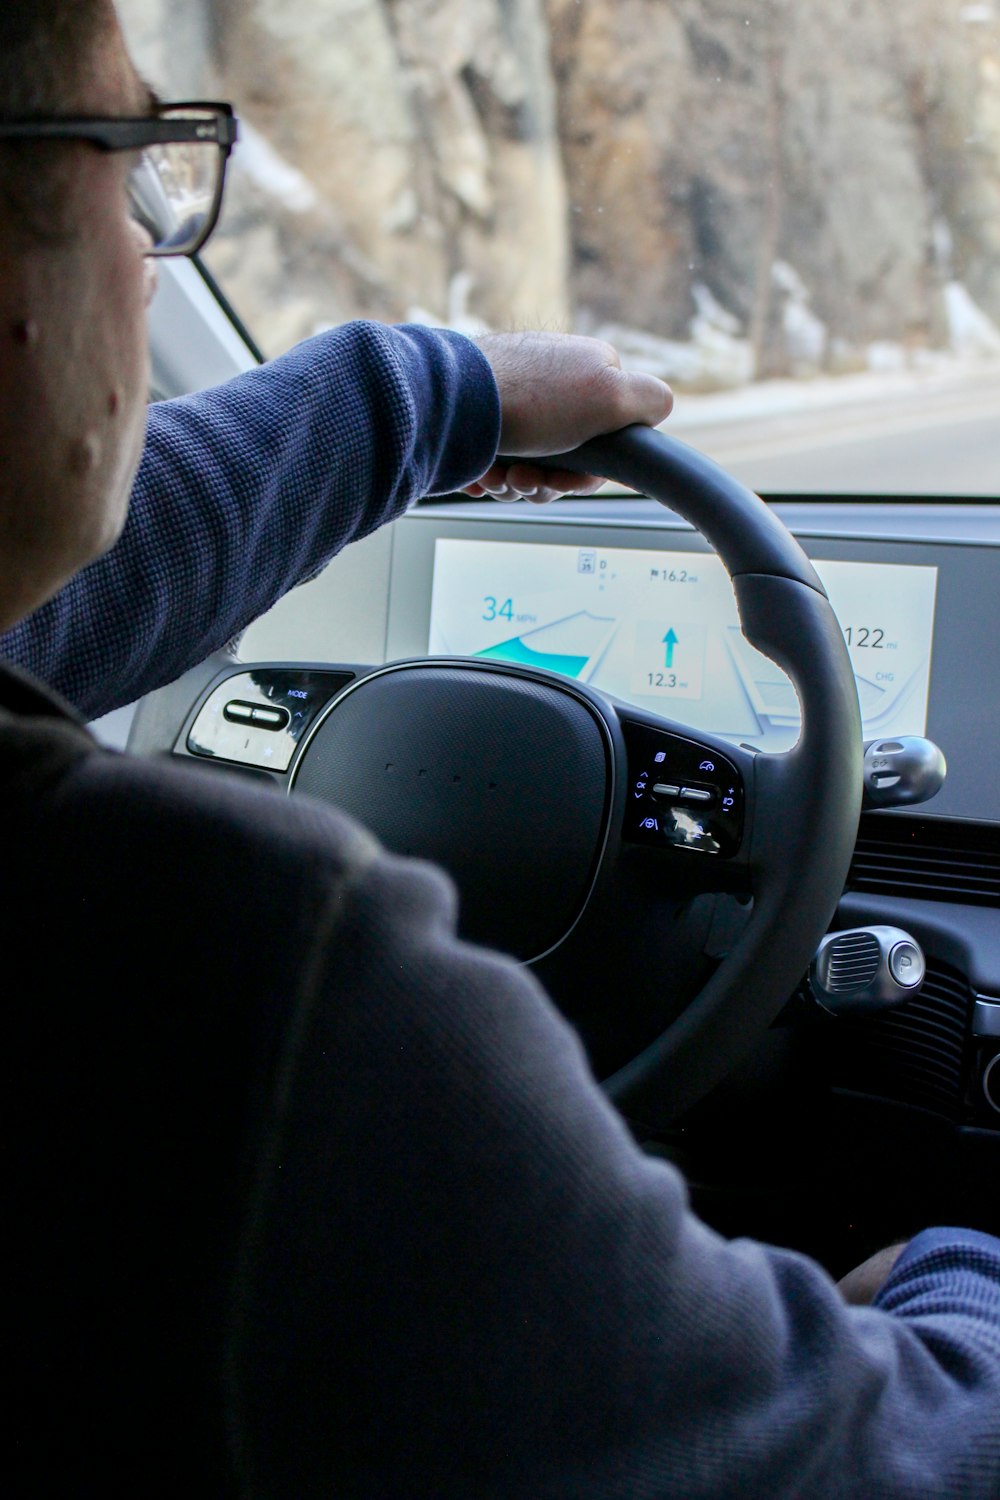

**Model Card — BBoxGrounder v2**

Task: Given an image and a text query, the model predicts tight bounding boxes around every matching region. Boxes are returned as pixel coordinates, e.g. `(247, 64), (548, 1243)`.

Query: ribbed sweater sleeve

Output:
(0, 321), (500, 718)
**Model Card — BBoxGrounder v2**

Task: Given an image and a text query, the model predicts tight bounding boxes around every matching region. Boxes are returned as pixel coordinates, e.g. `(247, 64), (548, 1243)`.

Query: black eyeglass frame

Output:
(0, 101), (238, 256)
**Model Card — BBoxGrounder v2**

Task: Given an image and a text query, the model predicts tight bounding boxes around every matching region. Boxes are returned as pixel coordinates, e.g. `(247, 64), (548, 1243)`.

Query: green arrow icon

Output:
(663, 628), (678, 669)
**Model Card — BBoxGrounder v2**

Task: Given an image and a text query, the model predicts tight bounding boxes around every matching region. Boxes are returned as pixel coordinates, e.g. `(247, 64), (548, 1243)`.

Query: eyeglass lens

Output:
(127, 109), (225, 257)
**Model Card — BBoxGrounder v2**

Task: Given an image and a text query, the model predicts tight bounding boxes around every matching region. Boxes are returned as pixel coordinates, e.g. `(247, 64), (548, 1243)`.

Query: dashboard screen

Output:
(429, 540), (938, 753)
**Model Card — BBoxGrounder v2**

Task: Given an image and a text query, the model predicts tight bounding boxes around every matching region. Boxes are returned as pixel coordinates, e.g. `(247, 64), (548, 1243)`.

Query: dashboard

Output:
(386, 499), (998, 822)
(138, 492), (1000, 1251)
(231, 494), (999, 812)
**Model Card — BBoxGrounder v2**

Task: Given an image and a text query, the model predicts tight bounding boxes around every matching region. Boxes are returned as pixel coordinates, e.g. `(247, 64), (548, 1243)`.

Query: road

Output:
(665, 368), (1000, 496)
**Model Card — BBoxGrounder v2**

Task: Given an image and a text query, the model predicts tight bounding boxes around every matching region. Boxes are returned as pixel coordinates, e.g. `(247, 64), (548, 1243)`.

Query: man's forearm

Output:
(0, 322), (499, 718)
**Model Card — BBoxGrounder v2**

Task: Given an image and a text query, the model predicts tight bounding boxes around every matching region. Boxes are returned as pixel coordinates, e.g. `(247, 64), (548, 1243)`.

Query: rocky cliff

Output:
(118, 0), (1000, 381)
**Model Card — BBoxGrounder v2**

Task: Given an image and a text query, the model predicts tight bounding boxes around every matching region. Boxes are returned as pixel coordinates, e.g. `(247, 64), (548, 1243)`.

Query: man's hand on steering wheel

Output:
(464, 332), (674, 504)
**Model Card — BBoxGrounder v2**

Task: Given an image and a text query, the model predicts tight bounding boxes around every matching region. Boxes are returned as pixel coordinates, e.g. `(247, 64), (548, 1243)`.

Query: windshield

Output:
(118, 0), (1000, 497)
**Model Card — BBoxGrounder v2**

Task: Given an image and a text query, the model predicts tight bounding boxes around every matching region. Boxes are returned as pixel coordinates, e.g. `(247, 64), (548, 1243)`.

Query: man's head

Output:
(0, 4), (104, 113)
(0, 3), (115, 241)
(0, 0), (156, 633)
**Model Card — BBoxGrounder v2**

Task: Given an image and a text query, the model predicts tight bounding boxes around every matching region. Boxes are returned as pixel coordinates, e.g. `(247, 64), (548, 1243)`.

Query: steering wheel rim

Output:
(291, 425), (862, 1126)
(545, 425), (862, 1121)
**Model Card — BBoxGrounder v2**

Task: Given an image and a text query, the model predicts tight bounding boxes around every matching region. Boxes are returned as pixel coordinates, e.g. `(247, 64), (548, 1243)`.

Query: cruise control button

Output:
(680, 787), (714, 805)
(651, 782), (681, 798)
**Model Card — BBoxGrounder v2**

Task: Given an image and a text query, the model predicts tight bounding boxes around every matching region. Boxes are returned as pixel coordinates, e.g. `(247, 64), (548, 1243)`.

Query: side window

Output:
(116, 0), (1000, 496)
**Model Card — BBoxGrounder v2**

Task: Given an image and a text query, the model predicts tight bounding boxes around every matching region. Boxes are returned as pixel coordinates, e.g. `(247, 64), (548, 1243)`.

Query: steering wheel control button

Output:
(223, 701), (254, 723)
(888, 939), (925, 988)
(186, 668), (353, 773)
(251, 705), (291, 730)
(810, 926), (926, 1015)
(620, 719), (743, 857)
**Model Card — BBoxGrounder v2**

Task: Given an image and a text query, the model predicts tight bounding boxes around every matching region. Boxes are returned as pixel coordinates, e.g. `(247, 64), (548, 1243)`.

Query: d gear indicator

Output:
(622, 720), (744, 857)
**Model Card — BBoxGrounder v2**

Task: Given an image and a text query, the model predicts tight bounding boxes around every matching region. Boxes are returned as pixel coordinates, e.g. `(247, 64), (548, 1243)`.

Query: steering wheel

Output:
(287, 426), (862, 1127)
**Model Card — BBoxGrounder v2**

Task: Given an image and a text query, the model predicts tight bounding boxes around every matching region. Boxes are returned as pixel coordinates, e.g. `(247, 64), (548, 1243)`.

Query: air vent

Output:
(848, 814), (1000, 908)
(830, 962), (971, 1119)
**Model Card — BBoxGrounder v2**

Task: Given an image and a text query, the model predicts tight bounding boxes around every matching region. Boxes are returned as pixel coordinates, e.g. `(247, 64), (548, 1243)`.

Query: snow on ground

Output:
(603, 267), (1000, 432)
(945, 282), (1000, 358)
(408, 262), (1000, 436)
(407, 271), (492, 339)
(773, 260), (827, 370)
(661, 352), (1000, 431)
(591, 281), (754, 390)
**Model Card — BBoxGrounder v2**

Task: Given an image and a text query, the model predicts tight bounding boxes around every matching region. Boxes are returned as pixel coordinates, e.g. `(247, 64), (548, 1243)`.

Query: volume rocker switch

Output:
(223, 701), (254, 724)
(251, 705), (291, 730)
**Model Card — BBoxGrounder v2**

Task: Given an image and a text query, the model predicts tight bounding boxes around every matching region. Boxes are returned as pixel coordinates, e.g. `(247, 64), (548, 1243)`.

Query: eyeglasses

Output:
(0, 102), (238, 257)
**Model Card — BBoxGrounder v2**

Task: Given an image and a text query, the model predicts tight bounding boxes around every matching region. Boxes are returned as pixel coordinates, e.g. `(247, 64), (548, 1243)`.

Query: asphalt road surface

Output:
(667, 370), (1000, 497)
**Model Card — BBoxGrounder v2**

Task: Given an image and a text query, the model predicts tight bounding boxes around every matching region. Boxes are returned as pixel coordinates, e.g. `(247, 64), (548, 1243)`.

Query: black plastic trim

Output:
(191, 254), (265, 365)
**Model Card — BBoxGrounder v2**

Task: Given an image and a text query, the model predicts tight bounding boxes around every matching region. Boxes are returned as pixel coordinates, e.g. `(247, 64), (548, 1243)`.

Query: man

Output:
(0, 17), (670, 716)
(2, 3), (999, 1495)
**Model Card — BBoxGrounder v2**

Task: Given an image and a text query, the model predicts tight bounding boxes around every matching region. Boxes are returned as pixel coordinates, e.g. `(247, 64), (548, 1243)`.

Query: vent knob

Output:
(810, 926), (926, 1015)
